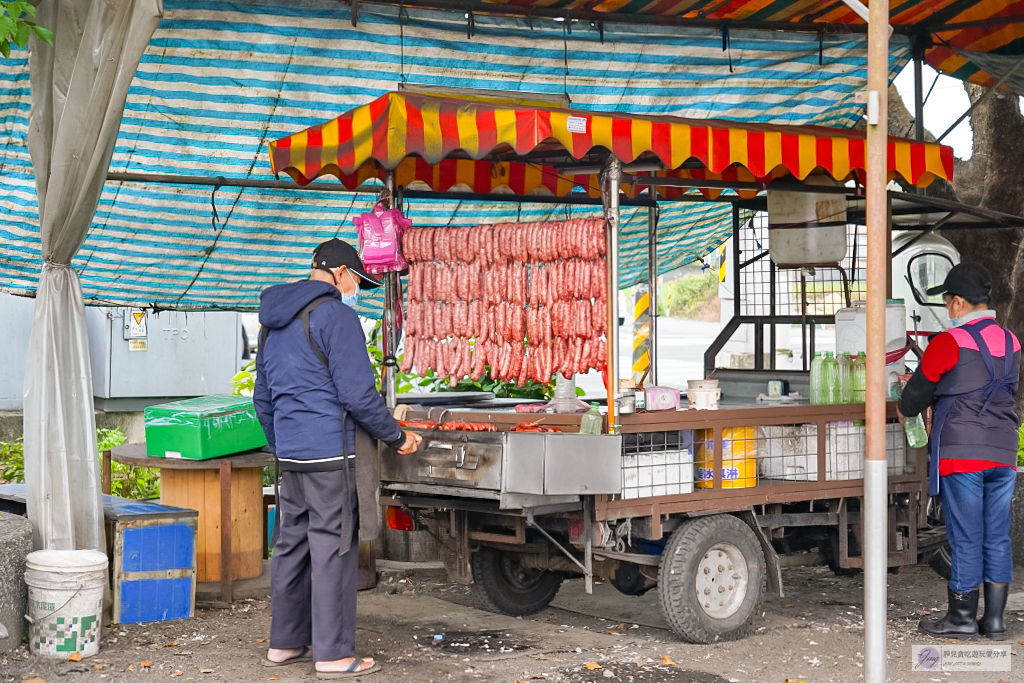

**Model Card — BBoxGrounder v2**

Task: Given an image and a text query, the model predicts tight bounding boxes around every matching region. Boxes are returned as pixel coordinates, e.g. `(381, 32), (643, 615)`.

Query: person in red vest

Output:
(899, 263), (1021, 641)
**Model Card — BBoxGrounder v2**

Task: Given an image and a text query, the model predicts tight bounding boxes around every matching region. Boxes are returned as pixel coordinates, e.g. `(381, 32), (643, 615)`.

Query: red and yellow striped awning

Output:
(269, 92), (954, 199)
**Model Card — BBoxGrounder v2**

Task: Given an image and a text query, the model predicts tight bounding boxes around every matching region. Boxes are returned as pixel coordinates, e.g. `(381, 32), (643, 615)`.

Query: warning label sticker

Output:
(566, 116), (588, 134)
(128, 310), (147, 339)
(128, 339), (148, 352)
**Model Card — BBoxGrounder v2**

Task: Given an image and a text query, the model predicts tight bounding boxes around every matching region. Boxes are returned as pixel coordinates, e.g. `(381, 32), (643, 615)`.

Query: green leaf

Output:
(30, 24), (52, 46)
(17, 2), (38, 19)
(0, 39), (10, 59)
(13, 20), (28, 48)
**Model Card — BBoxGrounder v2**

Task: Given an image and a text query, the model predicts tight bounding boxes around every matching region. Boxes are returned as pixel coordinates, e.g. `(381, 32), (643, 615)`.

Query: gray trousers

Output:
(270, 469), (359, 661)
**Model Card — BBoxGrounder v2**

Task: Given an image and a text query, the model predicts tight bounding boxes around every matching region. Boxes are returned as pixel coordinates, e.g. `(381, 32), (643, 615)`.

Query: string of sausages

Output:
(399, 219), (609, 387)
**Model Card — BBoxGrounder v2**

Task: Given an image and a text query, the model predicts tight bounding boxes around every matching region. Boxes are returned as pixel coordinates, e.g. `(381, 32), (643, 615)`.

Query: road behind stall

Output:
(4, 564), (1024, 683)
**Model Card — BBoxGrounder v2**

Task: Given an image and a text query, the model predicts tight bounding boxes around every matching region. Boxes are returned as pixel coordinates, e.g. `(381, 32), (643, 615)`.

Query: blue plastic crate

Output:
(107, 499), (198, 625)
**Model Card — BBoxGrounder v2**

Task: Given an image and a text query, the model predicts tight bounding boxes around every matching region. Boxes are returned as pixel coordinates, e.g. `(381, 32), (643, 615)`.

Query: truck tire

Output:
(926, 498), (952, 581)
(470, 547), (563, 616)
(928, 546), (952, 581)
(658, 515), (766, 643)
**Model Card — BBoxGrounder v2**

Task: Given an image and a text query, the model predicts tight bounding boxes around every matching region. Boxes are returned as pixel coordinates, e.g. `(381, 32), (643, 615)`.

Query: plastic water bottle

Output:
(904, 413), (929, 449)
(579, 402), (603, 435)
(553, 374), (577, 414)
(822, 352), (840, 404)
(839, 352), (853, 403)
(809, 352), (823, 404)
(852, 352), (866, 403)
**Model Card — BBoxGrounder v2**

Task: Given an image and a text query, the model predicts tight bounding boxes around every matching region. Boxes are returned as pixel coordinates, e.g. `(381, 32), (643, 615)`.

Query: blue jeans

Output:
(940, 466), (1016, 593)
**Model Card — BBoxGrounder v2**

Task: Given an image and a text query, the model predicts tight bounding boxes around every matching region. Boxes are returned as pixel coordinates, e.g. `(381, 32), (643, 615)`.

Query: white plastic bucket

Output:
(24, 549), (107, 659)
(687, 380), (721, 410)
(688, 389), (721, 410)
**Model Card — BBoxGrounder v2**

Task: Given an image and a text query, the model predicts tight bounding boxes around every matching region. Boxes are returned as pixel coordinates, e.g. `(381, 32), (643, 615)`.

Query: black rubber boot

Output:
(979, 582), (1009, 640)
(919, 587), (979, 639)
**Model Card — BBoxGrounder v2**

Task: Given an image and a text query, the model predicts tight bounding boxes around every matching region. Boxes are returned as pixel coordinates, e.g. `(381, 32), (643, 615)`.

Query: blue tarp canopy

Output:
(0, 0), (910, 315)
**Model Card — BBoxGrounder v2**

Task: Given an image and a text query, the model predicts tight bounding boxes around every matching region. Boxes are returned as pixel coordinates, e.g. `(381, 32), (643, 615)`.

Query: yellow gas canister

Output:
(695, 427), (758, 488)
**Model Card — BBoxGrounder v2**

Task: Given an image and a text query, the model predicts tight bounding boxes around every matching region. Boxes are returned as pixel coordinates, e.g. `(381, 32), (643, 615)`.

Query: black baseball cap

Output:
(927, 262), (992, 301)
(311, 239), (382, 289)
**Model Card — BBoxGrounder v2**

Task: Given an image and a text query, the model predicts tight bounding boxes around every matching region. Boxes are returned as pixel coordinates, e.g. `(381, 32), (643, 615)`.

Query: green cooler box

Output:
(145, 395), (268, 459)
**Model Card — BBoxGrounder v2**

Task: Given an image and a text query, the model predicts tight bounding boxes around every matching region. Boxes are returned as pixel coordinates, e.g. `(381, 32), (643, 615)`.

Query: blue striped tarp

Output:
(0, 0), (910, 314)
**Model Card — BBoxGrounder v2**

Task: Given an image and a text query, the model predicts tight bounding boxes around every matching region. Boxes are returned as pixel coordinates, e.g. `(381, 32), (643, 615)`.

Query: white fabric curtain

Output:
(23, 0), (163, 550)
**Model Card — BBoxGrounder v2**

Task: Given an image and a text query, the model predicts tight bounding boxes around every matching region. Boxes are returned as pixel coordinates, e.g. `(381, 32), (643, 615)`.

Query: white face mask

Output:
(340, 269), (359, 308)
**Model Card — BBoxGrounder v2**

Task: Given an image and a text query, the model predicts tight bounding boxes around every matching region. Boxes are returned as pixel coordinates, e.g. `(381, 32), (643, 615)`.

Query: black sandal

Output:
(316, 657), (380, 679)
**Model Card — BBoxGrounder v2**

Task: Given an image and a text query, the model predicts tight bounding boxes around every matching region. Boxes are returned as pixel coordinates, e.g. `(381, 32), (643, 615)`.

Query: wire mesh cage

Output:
(755, 420), (913, 483)
(618, 420), (916, 502)
(737, 210), (865, 319)
(621, 431), (695, 499)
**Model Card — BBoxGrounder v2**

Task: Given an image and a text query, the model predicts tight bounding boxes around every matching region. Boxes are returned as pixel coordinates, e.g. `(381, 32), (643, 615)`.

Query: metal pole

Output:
(383, 172), (399, 409)
(913, 52), (924, 142)
(864, 0), (890, 680)
(647, 192), (659, 386)
(603, 156), (622, 432)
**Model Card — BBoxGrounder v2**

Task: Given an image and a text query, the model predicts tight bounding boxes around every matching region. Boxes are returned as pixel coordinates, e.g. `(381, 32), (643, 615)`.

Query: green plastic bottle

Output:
(580, 402), (604, 435)
(809, 352), (823, 404)
(839, 352), (853, 403)
(822, 352), (840, 404)
(852, 352), (867, 403)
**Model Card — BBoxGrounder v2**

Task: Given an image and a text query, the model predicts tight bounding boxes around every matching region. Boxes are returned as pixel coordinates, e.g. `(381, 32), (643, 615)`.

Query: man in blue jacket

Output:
(254, 239), (421, 678)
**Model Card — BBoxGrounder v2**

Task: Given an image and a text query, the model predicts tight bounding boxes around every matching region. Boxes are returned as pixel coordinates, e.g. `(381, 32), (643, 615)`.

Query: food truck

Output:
(269, 92), (1024, 643)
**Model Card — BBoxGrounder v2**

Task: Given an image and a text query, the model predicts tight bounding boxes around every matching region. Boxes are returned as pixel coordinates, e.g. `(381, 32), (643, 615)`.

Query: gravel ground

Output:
(4, 564), (1024, 683)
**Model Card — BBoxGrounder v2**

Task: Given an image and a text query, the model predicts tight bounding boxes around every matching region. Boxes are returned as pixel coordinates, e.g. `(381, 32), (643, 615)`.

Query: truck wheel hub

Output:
(694, 543), (747, 619)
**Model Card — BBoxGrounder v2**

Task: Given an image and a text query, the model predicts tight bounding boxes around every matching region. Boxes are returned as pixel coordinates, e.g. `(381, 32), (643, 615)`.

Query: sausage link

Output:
(452, 338), (464, 379)
(400, 336), (415, 373)
(444, 304), (454, 339)
(516, 348), (529, 388)
(437, 338), (448, 379)
(572, 337), (584, 376)
(435, 228), (446, 263)
(461, 336), (471, 379)
(516, 263), (526, 305)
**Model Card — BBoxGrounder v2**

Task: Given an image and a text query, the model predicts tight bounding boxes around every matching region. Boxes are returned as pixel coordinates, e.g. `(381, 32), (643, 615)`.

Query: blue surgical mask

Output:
(949, 315), (960, 327)
(341, 270), (359, 308)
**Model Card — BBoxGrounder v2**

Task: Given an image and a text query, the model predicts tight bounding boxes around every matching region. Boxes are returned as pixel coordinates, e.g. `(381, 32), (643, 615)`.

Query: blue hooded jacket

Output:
(253, 279), (404, 470)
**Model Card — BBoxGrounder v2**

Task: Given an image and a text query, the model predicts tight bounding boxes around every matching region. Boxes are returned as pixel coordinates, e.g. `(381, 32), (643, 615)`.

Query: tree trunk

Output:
(891, 82), (1024, 410)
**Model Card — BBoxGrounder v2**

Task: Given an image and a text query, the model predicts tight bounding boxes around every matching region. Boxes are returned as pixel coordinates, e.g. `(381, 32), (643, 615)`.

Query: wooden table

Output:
(105, 443), (274, 603)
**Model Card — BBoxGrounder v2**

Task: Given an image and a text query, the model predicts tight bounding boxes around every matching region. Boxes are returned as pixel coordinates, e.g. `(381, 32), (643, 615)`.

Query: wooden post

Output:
(219, 460), (233, 603)
(102, 450), (112, 495)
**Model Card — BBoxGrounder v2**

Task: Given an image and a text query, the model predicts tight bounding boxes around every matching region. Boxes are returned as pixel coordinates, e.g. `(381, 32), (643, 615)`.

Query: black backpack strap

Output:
(299, 296), (336, 372)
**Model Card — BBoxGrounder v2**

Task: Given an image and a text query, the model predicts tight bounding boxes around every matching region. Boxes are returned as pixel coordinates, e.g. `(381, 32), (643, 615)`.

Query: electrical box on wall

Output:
(86, 308), (242, 410)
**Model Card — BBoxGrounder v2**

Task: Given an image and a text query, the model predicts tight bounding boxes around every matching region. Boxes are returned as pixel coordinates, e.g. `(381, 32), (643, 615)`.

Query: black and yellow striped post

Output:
(632, 285), (651, 383)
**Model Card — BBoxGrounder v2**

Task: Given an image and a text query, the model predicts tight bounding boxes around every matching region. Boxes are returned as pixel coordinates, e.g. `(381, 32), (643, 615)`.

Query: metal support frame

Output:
(647, 192), (659, 385)
(936, 52), (1024, 144)
(913, 52), (924, 143)
(382, 172), (400, 408)
(525, 511), (588, 576)
(354, 0), (959, 35)
(891, 211), (959, 257)
(602, 155), (622, 432)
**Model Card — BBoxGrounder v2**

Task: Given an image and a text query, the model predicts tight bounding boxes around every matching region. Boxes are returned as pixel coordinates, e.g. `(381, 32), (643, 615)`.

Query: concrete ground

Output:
(5, 563), (1024, 683)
